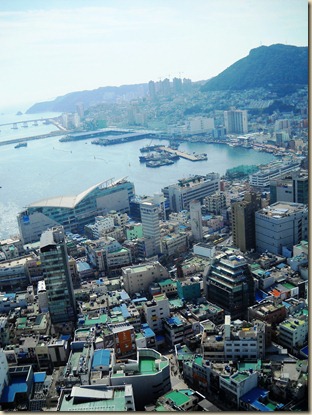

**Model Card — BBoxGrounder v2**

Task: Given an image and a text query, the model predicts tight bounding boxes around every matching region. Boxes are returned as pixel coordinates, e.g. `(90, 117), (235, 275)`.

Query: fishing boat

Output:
(14, 142), (28, 149)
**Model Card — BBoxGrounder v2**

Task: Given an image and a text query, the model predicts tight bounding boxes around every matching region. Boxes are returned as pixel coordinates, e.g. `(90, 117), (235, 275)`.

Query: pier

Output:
(158, 146), (206, 161)
(0, 131), (65, 147)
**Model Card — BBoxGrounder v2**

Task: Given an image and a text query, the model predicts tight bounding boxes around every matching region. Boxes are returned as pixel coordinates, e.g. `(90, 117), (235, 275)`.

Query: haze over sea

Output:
(0, 112), (275, 239)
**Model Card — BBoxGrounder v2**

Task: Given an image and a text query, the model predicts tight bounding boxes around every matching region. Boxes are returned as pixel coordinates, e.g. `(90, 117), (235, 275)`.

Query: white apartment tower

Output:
(224, 109), (248, 134)
(190, 200), (203, 242)
(140, 201), (161, 257)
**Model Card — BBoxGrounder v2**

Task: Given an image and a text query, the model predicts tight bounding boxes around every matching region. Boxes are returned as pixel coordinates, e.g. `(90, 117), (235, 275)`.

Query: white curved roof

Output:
(28, 181), (105, 209)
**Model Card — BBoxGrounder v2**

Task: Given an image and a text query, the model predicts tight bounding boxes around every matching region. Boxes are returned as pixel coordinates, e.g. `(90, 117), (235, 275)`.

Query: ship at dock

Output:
(146, 159), (175, 168)
(139, 151), (180, 163)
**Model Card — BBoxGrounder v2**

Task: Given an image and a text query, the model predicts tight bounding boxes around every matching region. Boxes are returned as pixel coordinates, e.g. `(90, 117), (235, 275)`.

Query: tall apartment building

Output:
(162, 173), (220, 213)
(140, 201), (161, 257)
(39, 226), (76, 324)
(231, 192), (262, 252)
(205, 253), (254, 320)
(189, 200), (203, 242)
(224, 109), (248, 134)
(255, 202), (308, 255)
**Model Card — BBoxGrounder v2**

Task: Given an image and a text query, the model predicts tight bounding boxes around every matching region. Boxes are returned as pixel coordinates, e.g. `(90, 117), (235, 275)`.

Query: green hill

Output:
(201, 44), (308, 92)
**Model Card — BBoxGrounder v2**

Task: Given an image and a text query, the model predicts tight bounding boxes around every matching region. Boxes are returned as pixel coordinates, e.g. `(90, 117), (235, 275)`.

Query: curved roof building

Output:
(17, 178), (135, 244)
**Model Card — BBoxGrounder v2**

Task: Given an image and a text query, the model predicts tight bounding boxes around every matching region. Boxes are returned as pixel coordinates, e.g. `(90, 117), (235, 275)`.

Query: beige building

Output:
(122, 261), (169, 296)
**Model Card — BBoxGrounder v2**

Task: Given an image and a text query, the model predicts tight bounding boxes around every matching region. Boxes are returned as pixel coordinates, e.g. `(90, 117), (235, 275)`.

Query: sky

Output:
(0, 0), (308, 111)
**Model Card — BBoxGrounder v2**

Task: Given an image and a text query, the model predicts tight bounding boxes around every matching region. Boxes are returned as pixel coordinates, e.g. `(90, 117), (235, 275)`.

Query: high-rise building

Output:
(148, 80), (156, 100)
(224, 109), (248, 134)
(255, 202), (308, 255)
(40, 226), (76, 325)
(189, 200), (203, 242)
(231, 192), (262, 252)
(162, 173), (220, 213)
(205, 253), (254, 320)
(140, 202), (161, 257)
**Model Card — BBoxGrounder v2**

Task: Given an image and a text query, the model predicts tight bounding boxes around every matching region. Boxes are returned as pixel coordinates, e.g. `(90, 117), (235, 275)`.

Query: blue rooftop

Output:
(120, 290), (130, 301)
(0, 378), (27, 403)
(255, 289), (268, 302)
(77, 262), (91, 272)
(167, 316), (182, 326)
(92, 349), (111, 369)
(241, 387), (269, 404)
(142, 325), (155, 338)
(132, 297), (147, 303)
(120, 303), (131, 318)
(300, 346), (308, 357)
(33, 372), (46, 383)
(276, 263), (286, 269)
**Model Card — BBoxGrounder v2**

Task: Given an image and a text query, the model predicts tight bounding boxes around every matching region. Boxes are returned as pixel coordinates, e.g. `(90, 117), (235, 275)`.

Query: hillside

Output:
(26, 83), (148, 114)
(201, 44), (308, 92)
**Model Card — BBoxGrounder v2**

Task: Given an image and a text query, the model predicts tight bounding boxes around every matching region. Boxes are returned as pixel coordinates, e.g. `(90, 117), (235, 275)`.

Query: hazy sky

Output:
(0, 0), (308, 111)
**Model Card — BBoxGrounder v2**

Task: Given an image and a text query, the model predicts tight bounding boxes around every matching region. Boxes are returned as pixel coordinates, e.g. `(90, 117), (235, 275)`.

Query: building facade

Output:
(40, 226), (77, 324)
(231, 192), (262, 252)
(224, 109), (248, 134)
(162, 173), (220, 213)
(255, 202), (308, 255)
(18, 178), (135, 244)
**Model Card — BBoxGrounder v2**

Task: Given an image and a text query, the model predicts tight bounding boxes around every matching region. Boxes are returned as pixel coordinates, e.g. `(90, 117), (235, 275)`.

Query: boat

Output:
(140, 144), (162, 153)
(140, 151), (180, 163)
(14, 142), (28, 149)
(146, 159), (175, 168)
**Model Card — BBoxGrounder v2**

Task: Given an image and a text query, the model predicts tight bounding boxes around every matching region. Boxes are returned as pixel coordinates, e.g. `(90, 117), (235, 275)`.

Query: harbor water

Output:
(0, 112), (275, 239)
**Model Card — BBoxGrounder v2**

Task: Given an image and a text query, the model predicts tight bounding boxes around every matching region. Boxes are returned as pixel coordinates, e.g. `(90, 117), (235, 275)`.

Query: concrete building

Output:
(162, 173), (220, 213)
(143, 293), (170, 333)
(278, 317), (308, 351)
(219, 370), (258, 408)
(140, 201), (161, 257)
(255, 202), (308, 255)
(189, 199), (204, 242)
(270, 171), (308, 205)
(161, 232), (188, 257)
(224, 109), (248, 134)
(231, 192), (262, 252)
(188, 116), (215, 134)
(40, 226), (76, 324)
(18, 178), (135, 244)
(249, 161), (301, 188)
(204, 192), (227, 215)
(58, 384), (136, 411)
(110, 348), (171, 410)
(122, 262), (169, 296)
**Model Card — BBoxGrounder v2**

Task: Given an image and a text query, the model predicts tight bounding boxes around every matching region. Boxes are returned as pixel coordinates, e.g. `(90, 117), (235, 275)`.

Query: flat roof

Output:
(165, 390), (190, 407)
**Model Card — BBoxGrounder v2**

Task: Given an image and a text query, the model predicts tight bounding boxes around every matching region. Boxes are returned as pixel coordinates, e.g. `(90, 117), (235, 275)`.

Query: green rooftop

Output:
(84, 314), (108, 326)
(238, 360), (262, 371)
(59, 388), (128, 411)
(165, 390), (190, 407)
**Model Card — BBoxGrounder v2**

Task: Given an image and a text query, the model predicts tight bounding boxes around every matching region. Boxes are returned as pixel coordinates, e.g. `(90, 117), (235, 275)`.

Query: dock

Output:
(158, 146), (206, 161)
